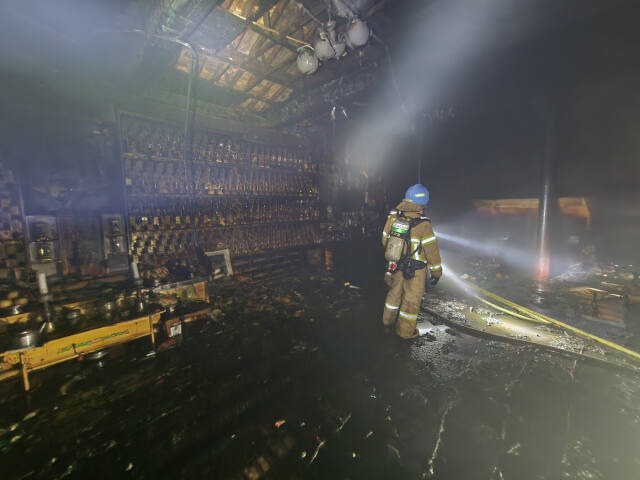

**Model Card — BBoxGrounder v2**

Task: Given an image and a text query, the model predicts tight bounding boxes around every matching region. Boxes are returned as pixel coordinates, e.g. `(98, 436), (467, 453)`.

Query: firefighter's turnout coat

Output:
(381, 201), (442, 338)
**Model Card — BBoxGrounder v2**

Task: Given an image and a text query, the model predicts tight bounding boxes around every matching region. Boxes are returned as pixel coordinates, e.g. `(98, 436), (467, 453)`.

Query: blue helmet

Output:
(404, 184), (430, 206)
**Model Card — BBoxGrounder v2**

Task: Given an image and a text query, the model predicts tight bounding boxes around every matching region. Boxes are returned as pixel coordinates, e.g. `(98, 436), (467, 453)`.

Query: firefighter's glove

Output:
(430, 275), (440, 286)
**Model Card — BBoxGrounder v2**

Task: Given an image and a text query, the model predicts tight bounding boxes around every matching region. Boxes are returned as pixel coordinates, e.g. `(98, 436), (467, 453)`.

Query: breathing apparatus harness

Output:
(385, 210), (430, 280)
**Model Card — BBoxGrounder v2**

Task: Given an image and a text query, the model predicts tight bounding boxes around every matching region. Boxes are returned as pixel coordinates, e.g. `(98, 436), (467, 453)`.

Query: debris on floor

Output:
(1, 256), (639, 480)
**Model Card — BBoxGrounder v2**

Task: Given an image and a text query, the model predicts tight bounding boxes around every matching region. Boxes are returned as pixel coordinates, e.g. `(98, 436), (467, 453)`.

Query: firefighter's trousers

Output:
(382, 268), (427, 338)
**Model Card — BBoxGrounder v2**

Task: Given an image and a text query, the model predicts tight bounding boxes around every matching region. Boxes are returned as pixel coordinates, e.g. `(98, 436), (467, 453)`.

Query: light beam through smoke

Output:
(344, 0), (522, 174)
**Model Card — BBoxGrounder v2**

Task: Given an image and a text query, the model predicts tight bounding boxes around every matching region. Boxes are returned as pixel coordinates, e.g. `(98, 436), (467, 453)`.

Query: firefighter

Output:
(381, 184), (442, 338)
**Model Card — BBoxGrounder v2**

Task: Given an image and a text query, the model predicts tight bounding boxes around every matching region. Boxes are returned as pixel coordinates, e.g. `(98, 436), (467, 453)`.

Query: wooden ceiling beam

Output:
(254, 15), (316, 58)
(250, 0), (292, 57)
(226, 68), (246, 90)
(217, 6), (306, 53)
(242, 0), (260, 17)
(246, 0), (281, 23)
(241, 91), (276, 105)
(271, 0), (293, 29)
(231, 28), (249, 50)
(242, 43), (293, 93)
(212, 64), (232, 83)
(166, 67), (276, 106)
(199, 45), (298, 89)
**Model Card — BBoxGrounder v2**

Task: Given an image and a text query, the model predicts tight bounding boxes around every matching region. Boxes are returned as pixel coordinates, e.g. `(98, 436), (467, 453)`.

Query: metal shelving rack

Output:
(117, 112), (321, 275)
(0, 165), (28, 282)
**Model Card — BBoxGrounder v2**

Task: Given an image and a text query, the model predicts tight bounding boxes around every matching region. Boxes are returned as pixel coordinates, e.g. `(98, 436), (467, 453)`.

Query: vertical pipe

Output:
(181, 44), (198, 248)
(417, 119), (423, 184)
(182, 45), (195, 193)
(535, 110), (555, 285)
(115, 110), (132, 261)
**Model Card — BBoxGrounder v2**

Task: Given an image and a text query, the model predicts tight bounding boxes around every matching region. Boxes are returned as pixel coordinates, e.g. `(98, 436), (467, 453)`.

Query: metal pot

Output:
(65, 308), (82, 326)
(115, 293), (127, 310)
(2, 304), (22, 316)
(86, 350), (108, 368)
(101, 301), (116, 318)
(86, 350), (108, 361)
(12, 329), (39, 349)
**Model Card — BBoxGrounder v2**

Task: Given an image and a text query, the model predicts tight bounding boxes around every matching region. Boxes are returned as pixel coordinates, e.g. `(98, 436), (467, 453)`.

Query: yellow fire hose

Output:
(464, 280), (640, 363)
(474, 296), (548, 324)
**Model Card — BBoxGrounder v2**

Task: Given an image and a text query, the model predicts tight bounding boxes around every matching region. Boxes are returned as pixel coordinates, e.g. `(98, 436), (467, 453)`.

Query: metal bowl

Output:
(12, 329), (39, 349)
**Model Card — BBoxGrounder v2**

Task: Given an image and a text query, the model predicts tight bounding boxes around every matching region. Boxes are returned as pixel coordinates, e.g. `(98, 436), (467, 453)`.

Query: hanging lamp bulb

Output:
(314, 31), (335, 61)
(347, 19), (370, 47)
(296, 46), (318, 75)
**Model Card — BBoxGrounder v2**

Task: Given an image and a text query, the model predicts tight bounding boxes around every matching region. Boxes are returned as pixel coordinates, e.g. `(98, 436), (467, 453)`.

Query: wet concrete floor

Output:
(1, 239), (640, 479)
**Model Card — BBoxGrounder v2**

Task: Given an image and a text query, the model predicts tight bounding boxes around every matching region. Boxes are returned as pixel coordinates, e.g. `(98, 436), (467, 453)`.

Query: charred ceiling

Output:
(0, 0), (636, 135)
(153, 0), (391, 122)
(0, 0), (394, 131)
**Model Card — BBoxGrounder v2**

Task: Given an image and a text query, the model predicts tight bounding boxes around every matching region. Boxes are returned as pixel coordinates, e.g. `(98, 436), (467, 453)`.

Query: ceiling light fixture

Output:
(346, 19), (370, 47)
(296, 17), (370, 75)
(296, 45), (319, 75)
(314, 20), (346, 61)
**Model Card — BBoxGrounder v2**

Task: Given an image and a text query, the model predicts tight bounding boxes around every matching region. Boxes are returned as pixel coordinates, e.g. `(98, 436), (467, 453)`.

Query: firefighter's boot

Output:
(395, 314), (418, 339)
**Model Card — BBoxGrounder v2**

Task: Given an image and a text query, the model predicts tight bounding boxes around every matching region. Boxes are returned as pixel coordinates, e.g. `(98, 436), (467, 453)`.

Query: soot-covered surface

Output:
(1, 240), (640, 479)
